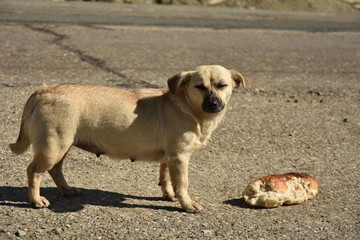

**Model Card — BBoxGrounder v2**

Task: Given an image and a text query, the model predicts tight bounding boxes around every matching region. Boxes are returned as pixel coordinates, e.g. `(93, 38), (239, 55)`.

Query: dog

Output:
(9, 65), (248, 212)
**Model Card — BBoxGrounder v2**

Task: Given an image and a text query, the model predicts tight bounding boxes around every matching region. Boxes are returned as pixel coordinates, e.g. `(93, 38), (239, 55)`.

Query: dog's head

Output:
(168, 65), (248, 114)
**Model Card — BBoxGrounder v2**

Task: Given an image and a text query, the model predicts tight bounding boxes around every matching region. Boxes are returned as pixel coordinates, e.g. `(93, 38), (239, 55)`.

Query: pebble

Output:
(2, 83), (14, 88)
(202, 229), (213, 236)
(15, 230), (27, 237)
(51, 228), (62, 235)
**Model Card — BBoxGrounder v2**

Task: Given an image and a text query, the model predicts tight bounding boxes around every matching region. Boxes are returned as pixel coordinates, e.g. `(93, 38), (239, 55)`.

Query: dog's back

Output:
(10, 84), (172, 160)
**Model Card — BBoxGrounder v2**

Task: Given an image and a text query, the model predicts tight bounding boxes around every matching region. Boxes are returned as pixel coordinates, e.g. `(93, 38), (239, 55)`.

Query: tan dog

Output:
(9, 65), (248, 213)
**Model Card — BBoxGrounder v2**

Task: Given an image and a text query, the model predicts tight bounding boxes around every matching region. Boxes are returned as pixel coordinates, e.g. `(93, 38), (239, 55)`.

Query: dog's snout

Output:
(209, 98), (220, 108)
(202, 93), (224, 113)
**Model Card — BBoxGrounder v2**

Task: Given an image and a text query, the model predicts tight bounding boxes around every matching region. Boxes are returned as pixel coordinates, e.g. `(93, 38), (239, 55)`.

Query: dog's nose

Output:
(202, 94), (224, 113)
(208, 99), (220, 108)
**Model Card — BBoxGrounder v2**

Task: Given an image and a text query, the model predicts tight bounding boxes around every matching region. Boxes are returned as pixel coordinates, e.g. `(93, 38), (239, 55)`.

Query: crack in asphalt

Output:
(24, 24), (159, 88)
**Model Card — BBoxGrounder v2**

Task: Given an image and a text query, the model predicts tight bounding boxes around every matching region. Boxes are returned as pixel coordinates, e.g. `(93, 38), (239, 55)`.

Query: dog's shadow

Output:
(0, 186), (180, 213)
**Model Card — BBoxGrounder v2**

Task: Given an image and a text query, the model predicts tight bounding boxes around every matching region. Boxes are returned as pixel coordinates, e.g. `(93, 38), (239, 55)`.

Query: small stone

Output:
(51, 228), (61, 235)
(15, 230), (27, 237)
(254, 88), (265, 94)
(307, 90), (322, 96)
(2, 83), (14, 87)
(202, 229), (213, 236)
(207, 0), (226, 5)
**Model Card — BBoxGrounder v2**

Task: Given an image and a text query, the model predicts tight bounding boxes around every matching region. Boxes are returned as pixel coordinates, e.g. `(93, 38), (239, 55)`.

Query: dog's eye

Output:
(195, 84), (207, 90)
(216, 83), (228, 89)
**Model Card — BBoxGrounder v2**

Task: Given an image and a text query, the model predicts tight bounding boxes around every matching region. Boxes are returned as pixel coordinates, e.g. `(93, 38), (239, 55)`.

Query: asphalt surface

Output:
(0, 0), (359, 239)
(1, 0), (360, 32)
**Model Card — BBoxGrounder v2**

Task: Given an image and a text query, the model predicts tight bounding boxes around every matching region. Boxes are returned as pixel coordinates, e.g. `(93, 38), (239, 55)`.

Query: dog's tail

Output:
(9, 91), (39, 155)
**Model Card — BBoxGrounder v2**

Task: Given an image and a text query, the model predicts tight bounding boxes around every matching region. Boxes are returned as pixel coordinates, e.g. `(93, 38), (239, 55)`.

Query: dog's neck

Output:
(167, 91), (226, 145)
(198, 110), (226, 144)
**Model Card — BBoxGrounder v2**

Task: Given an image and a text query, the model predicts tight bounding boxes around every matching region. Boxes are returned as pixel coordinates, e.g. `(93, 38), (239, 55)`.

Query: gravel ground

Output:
(0, 4), (359, 240)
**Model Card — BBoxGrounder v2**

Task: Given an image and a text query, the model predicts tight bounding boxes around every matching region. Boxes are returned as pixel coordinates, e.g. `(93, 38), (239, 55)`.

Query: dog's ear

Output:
(167, 71), (193, 94)
(230, 70), (249, 91)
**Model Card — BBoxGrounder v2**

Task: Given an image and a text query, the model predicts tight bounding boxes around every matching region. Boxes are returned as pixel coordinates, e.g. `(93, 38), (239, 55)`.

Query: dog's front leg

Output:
(159, 161), (176, 201)
(167, 153), (203, 213)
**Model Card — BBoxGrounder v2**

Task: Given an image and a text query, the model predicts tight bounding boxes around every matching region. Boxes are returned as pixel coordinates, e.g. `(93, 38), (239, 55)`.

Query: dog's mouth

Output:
(202, 95), (225, 113)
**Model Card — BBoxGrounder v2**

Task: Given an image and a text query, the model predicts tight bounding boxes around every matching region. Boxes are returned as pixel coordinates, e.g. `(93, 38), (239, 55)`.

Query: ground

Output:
(0, 1), (359, 239)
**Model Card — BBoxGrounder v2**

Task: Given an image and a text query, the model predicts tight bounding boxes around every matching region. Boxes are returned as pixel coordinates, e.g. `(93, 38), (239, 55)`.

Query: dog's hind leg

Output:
(27, 141), (73, 208)
(48, 151), (80, 197)
(27, 154), (51, 208)
(159, 162), (176, 201)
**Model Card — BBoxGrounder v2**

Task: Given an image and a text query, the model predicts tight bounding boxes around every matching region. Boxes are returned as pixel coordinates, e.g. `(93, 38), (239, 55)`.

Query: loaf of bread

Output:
(243, 172), (318, 208)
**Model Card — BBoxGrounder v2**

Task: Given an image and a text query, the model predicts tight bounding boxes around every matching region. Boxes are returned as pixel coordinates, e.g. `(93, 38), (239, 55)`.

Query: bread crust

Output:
(243, 172), (318, 208)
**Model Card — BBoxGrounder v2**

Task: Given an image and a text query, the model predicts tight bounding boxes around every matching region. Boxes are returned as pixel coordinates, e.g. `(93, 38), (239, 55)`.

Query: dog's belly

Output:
(73, 141), (105, 158)
(74, 142), (165, 162)
(73, 132), (165, 162)
(106, 139), (165, 162)
(127, 149), (165, 162)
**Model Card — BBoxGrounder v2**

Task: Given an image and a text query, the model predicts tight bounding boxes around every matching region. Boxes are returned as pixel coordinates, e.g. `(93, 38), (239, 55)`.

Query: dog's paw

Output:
(183, 200), (203, 213)
(162, 192), (177, 202)
(160, 184), (176, 201)
(31, 196), (50, 208)
(61, 187), (81, 197)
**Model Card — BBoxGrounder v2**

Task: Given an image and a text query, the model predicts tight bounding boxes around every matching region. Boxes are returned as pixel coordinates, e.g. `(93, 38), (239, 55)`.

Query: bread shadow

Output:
(0, 186), (180, 213)
(224, 198), (299, 210)
(223, 198), (264, 210)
